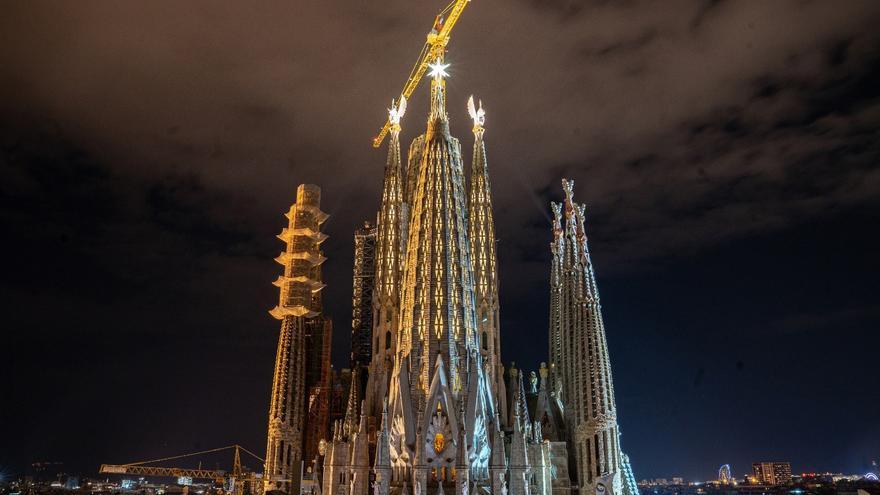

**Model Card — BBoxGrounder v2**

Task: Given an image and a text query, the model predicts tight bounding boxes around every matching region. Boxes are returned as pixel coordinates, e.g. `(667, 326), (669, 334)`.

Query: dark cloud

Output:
(2, 0), (879, 482)
(690, 0), (727, 31)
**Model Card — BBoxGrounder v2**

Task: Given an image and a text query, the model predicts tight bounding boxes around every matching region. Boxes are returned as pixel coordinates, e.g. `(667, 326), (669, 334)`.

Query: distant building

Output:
(752, 462), (792, 485)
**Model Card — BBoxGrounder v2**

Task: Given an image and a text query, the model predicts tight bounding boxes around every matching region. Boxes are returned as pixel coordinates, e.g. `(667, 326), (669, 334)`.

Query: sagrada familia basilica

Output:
(261, 7), (641, 495)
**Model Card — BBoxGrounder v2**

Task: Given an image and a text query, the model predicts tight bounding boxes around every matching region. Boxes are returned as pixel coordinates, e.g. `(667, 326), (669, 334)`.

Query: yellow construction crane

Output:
(99, 445), (263, 490)
(372, 0), (472, 148)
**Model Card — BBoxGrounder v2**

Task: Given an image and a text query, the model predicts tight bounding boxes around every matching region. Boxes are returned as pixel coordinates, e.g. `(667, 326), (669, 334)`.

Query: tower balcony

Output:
(284, 205), (329, 224)
(272, 275), (326, 292)
(277, 227), (329, 243)
(274, 251), (327, 266)
(269, 304), (319, 320)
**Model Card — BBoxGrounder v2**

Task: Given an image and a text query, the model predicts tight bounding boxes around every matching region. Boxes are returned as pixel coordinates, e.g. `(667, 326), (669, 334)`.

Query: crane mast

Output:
(371, 0), (471, 148)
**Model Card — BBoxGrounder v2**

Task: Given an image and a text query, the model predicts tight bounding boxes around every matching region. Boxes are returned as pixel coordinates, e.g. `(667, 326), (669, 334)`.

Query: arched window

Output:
(375, 335), (379, 354)
(278, 440), (284, 474)
(482, 331), (488, 351)
(385, 331), (392, 349)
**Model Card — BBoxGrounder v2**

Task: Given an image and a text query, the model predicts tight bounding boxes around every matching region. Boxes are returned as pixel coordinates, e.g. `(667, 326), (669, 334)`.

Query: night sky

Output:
(2, 0), (879, 483)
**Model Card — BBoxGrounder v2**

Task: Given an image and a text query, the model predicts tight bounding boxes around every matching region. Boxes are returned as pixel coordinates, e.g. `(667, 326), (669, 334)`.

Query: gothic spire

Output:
(515, 370), (531, 432)
(467, 95), (503, 403)
(561, 179), (580, 269)
(548, 202), (564, 393)
(571, 200), (616, 417)
(534, 362), (563, 442)
(490, 412), (506, 468)
(508, 408), (530, 495)
(352, 403), (369, 462)
(372, 402), (392, 495)
(399, 60), (478, 397)
(365, 96), (407, 418)
(373, 400), (391, 467)
(375, 97), (405, 304)
(343, 369), (361, 439)
(574, 203), (600, 303)
(468, 97), (495, 317)
(490, 412), (507, 495)
(548, 178), (627, 494)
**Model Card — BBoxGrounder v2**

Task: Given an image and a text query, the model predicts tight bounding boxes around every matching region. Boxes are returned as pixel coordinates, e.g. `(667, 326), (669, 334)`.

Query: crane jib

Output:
(372, 0), (471, 148)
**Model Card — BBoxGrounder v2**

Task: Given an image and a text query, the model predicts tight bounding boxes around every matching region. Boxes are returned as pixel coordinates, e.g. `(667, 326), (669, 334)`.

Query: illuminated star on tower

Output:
(427, 60), (450, 79)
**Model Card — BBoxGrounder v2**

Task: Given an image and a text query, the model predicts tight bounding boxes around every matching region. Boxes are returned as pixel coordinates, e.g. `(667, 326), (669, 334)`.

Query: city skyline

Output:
(2, 0), (879, 486)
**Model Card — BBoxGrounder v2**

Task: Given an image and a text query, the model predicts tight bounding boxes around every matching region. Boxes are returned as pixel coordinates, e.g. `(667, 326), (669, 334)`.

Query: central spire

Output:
(428, 55), (449, 124)
(399, 54), (477, 397)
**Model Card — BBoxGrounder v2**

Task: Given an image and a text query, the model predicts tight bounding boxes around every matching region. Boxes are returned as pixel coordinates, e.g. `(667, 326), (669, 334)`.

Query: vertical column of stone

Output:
(366, 108), (405, 419)
(552, 179), (629, 495)
(467, 100), (503, 406)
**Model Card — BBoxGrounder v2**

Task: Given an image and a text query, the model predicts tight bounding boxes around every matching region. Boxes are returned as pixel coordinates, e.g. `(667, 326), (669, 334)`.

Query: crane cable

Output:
(124, 445), (264, 467)
(438, 0), (458, 17)
(235, 445), (265, 463)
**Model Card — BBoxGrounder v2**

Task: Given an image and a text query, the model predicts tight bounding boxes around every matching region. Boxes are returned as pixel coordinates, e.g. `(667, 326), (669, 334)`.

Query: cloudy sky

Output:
(2, 0), (879, 481)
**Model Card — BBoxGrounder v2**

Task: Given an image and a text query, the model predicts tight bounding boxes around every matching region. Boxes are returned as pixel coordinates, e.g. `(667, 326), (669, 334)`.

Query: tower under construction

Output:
(350, 221), (377, 373)
(264, 184), (331, 494)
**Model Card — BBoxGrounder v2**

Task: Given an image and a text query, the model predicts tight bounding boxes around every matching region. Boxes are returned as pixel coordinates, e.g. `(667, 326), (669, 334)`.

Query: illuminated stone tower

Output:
(548, 179), (638, 495)
(327, 59), (525, 495)
(265, 184), (329, 493)
(389, 59), (498, 493)
(398, 58), (479, 399)
(363, 97), (406, 422)
(310, 1), (653, 492)
(467, 96), (506, 419)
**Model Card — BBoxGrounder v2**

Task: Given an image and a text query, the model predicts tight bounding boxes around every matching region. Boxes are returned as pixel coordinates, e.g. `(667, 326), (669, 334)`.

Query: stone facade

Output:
(547, 180), (640, 495)
(314, 65), (641, 495)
